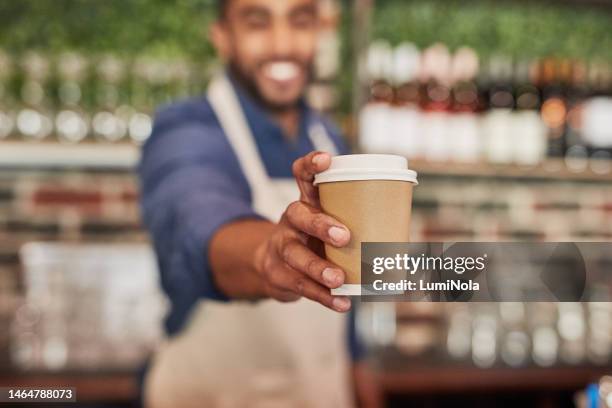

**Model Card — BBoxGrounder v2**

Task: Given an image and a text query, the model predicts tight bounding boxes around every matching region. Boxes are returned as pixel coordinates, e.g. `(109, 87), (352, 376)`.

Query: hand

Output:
(253, 151), (352, 312)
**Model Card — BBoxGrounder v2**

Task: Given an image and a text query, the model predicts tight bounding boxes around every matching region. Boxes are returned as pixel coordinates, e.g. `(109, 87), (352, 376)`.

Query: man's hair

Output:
(216, 0), (228, 19)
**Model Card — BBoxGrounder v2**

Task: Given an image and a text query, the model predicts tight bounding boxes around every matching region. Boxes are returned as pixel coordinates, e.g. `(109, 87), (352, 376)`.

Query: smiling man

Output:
(139, 0), (381, 407)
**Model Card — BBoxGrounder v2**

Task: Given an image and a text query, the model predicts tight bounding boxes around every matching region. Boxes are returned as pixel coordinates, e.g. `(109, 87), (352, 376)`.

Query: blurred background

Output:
(1, 0), (612, 407)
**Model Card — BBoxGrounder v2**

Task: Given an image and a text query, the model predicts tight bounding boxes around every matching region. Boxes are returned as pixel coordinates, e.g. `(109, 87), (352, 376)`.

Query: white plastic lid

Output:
(314, 154), (418, 185)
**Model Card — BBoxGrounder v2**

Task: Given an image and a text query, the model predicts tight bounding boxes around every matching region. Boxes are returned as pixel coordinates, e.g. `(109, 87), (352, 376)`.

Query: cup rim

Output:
(314, 154), (418, 185)
(314, 168), (418, 185)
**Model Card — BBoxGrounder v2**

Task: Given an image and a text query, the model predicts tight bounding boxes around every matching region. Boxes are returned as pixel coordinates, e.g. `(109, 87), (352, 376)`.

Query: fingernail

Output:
(332, 297), (351, 312)
(322, 268), (342, 287)
(328, 226), (349, 244)
(312, 153), (326, 166)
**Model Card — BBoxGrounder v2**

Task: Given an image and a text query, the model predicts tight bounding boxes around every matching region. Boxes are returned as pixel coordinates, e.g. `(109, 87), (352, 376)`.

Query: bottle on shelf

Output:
(557, 302), (587, 365)
(583, 62), (612, 174)
(511, 59), (547, 166)
(540, 58), (568, 159)
(0, 50), (15, 140)
(55, 52), (90, 144)
(481, 54), (515, 164)
(498, 302), (530, 367)
(514, 60), (542, 113)
(388, 42), (422, 159)
(314, 0), (341, 82)
(446, 304), (472, 360)
(359, 40), (395, 153)
(419, 43), (452, 162)
(128, 56), (158, 144)
(470, 304), (498, 368)
(587, 299), (612, 365)
(91, 55), (128, 143)
(528, 302), (559, 367)
(448, 46), (481, 163)
(564, 60), (590, 171)
(15, 52), (54, 141)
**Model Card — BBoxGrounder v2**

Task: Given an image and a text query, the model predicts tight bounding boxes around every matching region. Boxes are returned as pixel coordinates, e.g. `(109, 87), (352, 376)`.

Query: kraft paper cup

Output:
(314, 154), (418, 296)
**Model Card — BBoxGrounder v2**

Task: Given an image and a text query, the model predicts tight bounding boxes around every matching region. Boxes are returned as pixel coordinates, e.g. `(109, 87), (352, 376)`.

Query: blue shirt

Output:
(138, 77), (364, 361)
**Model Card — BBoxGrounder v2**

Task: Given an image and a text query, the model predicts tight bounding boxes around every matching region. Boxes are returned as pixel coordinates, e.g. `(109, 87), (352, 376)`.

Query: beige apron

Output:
(144, 74), (353, 408)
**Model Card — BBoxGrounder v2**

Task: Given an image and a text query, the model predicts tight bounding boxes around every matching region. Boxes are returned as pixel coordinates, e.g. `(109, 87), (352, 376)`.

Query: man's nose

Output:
(269, 21), (295, 57)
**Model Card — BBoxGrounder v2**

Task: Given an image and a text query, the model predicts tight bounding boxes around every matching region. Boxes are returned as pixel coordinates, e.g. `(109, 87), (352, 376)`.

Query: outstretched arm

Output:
(209, 151), (353, 312)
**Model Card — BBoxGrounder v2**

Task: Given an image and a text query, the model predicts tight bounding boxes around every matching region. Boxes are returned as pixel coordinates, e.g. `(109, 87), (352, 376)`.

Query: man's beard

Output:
(228, 60), (312, 114)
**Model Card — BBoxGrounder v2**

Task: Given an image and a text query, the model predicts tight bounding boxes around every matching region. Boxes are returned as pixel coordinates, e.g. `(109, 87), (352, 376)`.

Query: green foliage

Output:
(1, 0), (611, 61)
(2, 0), (610, 118)
(373, 0), (612, 61)
(0, 0), (217, 59)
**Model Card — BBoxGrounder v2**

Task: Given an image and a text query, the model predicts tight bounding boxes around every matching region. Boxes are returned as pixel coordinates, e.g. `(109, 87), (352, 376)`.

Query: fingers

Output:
(280, 238), (345, 289)
(265, 284), (301, 303)
(285, 201), (350, 247)
(265, 262), (351, 313)
(292, 151), (331, 206)
(265, 151), (352, 312)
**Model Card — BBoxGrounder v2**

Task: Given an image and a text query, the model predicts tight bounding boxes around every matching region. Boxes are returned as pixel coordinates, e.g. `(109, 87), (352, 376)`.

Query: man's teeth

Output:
(264, 62), (299, 81)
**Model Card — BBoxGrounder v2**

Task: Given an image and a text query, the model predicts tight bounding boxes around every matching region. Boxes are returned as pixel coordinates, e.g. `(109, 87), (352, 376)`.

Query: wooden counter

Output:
(380, 365), (611, 394)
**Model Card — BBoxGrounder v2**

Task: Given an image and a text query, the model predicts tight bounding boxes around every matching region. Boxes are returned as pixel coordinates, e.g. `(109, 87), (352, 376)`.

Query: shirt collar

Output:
(226, 70), (312, 143)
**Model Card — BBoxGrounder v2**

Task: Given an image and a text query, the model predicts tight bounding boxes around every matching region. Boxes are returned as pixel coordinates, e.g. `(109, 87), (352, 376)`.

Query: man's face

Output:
(211, 0), (319, 111)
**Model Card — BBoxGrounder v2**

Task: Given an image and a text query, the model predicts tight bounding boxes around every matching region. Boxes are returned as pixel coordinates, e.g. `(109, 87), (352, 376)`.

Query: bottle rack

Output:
(350, 1), (612, 392)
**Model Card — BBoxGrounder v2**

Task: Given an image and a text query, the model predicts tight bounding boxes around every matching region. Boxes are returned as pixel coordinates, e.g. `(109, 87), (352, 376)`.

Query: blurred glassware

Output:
(358, 41), (612, 174)
(0, 49), (15, 140)
(0, 50), (212, 147)
(92, 55), (128, 143)
(359, 40), (395, 154)
(446, 304), (472, 360)
(16, 52), (54, 141)
(587, 301), (612, 365)
(11, 243), (167, 371)
(498, 303), (530, 367)
(357, 302), (396, 348)
(449, 47), (481, 163)
(482, 55), (515, 164)
(471, 305), (498, 368)
(55, 52), (90, 143)
(129, 56), (165, 144)
(528, 302), (559, 367)
(557, 302), (587, 364)
(389, 42), (422, 158)
(420, 43), (452, 162)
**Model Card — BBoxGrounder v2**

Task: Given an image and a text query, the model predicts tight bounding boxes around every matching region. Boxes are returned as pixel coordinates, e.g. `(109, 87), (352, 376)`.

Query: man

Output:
(139, 0), (381, 406)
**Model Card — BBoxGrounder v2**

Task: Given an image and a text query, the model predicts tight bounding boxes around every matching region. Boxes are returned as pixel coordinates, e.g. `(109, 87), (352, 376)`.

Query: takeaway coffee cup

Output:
(314, 154), (418, 296)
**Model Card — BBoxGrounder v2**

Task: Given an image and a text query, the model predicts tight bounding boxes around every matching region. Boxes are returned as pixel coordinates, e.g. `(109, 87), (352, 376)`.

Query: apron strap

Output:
(207, 73), (272, 197)
(207, 72), (339, 220)
(309, 121), (338, 156)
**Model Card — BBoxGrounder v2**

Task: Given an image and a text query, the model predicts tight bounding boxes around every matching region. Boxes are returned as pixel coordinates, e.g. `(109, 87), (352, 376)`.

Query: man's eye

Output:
(291, 12), (316, 29)
(244, 14), (269, 29)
